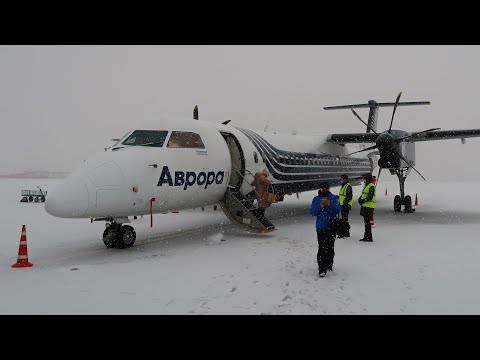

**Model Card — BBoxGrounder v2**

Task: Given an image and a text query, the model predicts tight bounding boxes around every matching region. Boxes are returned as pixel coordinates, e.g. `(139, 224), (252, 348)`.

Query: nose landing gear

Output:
(102, 222), (136, 249)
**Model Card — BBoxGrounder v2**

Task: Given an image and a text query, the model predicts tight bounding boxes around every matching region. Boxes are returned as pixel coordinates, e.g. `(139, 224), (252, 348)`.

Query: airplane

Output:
(45, 93), (480, 249)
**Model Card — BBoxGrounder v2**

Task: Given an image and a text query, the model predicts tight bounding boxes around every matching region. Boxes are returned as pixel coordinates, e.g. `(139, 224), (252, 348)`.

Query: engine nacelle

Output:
(378, 130), (415, 169)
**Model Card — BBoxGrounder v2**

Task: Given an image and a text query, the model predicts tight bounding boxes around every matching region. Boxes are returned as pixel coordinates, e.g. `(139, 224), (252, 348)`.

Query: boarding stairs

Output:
(219, 171), (276, 233)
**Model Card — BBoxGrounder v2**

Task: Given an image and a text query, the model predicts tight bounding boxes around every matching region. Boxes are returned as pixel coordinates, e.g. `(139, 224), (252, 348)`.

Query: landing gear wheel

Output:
(394, 195), (401, 212)
(403, 195), (415, 213)
(403, 195), (412, 212)
(34, 197), (39, 202)
(28, 196), (33, 202)
(116, 225), (136, 249)
(40, 196), (45, 202)
(102, 228), (117, 248)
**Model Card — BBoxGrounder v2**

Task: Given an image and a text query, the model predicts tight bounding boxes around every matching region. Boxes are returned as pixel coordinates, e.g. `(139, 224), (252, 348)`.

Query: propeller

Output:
(347, 92), (436, 181)
(376, 167), (382, 183)
(351, 109), (379, 135)
(388, 92), (402, 133)
(393, 149), (426, 181)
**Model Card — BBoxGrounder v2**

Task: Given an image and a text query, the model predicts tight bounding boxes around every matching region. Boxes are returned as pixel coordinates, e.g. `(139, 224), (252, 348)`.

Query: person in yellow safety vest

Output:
(358, 173), (376, 242)
(338, 174), (353, 238)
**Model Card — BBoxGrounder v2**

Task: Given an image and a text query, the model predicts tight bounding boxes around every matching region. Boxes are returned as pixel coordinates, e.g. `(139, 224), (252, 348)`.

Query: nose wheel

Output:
(102, 223), (137, 249)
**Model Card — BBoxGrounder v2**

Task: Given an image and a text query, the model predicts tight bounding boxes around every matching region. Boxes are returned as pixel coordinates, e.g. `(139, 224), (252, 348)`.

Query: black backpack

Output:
(330, 215), (350, 237)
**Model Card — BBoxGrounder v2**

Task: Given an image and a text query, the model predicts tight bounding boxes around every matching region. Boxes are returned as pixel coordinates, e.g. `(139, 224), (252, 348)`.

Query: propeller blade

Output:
(351, 109), (380, 135)
(396, 128), (441, 142)
(193, 105), (199, 120)
(346, 144), (378, 156)
(376, 167), (382, 183)
(394, 150), (426, 181)
(388, 92), (402, 133)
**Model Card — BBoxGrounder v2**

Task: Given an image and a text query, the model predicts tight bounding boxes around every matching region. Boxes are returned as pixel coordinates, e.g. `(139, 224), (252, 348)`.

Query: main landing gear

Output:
(393, 167), (415, 213)
(102, 222), (136, 249)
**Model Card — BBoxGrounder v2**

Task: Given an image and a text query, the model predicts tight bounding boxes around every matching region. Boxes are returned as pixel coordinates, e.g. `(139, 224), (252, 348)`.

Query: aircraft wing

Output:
(327, 129), (480, 144)
(327, 133), (378, 144)
(404, 129), (480, 142)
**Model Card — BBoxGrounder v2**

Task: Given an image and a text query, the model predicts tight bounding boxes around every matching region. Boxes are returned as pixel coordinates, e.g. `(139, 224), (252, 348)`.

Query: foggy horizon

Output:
(2, 45), (480, 181)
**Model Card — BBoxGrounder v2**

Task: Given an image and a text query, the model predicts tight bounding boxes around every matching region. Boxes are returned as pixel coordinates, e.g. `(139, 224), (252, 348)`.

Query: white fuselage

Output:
(45, 118), (371, 219)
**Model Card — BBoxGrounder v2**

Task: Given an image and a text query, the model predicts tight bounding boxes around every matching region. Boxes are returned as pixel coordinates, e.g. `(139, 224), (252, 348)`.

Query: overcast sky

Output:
(1, 45), (480, 180)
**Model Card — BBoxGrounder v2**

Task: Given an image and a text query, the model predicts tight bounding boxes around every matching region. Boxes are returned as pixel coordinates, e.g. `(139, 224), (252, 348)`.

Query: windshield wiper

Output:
(139, 142), (164, 147)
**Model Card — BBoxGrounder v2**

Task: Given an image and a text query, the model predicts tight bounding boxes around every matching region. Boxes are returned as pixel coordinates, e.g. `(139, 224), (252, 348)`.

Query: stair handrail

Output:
(236, 169), (261, 198)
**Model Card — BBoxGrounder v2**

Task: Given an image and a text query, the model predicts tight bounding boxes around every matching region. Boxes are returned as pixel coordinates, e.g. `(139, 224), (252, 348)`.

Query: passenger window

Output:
(167, 131), (205, 149)
(122, 130), (169, 147)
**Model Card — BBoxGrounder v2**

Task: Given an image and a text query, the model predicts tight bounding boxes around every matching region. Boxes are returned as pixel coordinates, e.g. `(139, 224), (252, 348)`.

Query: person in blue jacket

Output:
(310, 181), (341, 277)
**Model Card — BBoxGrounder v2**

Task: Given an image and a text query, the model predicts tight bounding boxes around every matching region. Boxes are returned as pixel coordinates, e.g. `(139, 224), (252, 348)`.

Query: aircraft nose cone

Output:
(45, 178), (89, 218)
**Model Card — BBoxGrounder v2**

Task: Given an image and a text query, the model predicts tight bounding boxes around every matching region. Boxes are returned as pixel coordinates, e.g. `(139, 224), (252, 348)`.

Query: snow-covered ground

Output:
(1, 178), (480, 314)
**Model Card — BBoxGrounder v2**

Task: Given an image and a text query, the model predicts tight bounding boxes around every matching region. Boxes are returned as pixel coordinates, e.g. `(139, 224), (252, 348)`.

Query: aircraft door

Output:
(128, 159), (156, 216)
(221, 132), (245, 190)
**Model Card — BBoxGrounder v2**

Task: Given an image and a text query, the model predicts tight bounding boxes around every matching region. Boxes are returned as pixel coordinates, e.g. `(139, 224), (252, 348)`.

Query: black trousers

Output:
(340, 206), (351, 236)
(316, 229), (335, 273)
(361, 207), (374, 241)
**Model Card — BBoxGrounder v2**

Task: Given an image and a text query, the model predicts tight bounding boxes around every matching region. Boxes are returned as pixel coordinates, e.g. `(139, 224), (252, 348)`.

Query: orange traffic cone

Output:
(11, 225), (33, 268)
(415, 193), (419, 206)
(385, 188), (388, 196)
(370, 217), (376, 228)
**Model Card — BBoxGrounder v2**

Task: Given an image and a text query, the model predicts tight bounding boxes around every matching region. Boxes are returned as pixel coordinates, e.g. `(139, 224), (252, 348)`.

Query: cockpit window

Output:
(167, 131), (205, 149)
(122, 130), (169, 147)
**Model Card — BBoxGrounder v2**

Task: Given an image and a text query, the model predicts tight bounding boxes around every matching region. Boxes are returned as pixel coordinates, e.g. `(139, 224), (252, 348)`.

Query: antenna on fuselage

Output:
(193, 105), (199, 120)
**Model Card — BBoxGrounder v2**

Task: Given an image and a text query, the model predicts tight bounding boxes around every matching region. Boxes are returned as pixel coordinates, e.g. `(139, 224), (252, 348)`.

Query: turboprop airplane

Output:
(45, 93), (480, 249)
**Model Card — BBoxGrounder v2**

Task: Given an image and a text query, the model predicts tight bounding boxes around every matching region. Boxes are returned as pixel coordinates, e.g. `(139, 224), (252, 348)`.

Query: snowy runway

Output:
(1, 178), (480, 314)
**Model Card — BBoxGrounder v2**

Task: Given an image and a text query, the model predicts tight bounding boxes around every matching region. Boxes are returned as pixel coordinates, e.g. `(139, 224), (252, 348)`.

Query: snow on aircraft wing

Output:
(327, 129), (480, 144)
(326, 133), (378, 144)
(402, 129), (480, 142)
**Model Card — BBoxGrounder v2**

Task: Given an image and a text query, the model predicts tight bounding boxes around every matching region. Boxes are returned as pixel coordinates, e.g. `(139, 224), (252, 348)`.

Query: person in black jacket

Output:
(337, 174), (352, 238)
